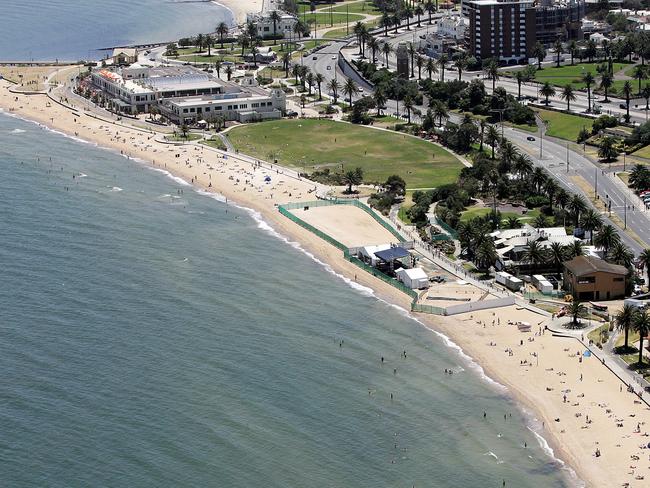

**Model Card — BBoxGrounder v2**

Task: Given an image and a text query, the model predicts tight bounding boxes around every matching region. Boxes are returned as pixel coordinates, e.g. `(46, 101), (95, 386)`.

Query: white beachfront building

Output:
(437, 14), (468, 40)
(246, 10), (298, 39)
(90, 65), (285, 122)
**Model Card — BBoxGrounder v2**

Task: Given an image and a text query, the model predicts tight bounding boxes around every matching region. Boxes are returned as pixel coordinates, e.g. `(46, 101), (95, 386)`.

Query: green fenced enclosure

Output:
(278, 199), (436, 306)
(280, 199), (406, 243)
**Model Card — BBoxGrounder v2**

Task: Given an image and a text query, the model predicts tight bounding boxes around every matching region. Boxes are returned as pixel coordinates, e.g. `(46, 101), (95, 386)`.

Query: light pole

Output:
(566, 142), (569, 173)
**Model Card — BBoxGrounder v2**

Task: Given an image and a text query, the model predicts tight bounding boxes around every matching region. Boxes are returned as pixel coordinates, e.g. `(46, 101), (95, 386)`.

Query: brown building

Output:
(563, 256), (627, 301)
(462, 0), (584, 64)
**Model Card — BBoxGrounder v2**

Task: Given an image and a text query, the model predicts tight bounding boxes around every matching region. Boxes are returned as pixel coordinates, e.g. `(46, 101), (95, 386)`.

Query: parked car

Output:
(620, 103), (628, 109)
(527, 136), (535, 141)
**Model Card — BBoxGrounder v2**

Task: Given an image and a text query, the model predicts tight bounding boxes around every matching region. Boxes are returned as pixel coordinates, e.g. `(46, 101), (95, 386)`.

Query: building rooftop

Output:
(564, 255), (627, 277)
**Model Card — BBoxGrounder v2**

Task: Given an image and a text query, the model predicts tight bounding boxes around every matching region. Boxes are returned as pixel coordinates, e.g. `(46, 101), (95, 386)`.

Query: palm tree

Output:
(382, 42), (392, 67)
(582, 72), (594, 112)
(270, 10), (281, 44)
(306, 72), (314, 95)
(554, 39), (563, 68)
(505, 216), (522, 229)
(515, 70), (526, 99)
(486, 125), (500, 159)
(225, 64), (233, 81)
(380, 12), (391, 37)
(195, 33), (205, 53)
(533, 214), (548, 228)
(567, 194), (587, 227)
(475, 239), (498, 275)
(454, 53), (468, 81)
(368, 37), (380, 65)
(549, 241), (567, 273)
(343, 78), (359, 107)
(408, 42), (416, 78)
(633, 310), (650, 365)
(533, 42), (546, 69)
(217, 22), (229, 48)
(403, 95), (414, 123)
(600, 71), (613, 102)
(250, 45), (259, 67)
(432, 100), (448, 127)
(633, 65), (647, 95)
(568, 301), (587, 328)
(425, 57), (437, 80)
(374, 89), (387, 116)
(616, 304), (636, 351)
(580, 208), (603, 244)
(623, 80), (632, 123)
(484, 58), (499, 91)
(438, 54), (448, 81)
(523, 240), (548, 274)
(560, 84), (576, 111)
(314, 73), (324, 100)
(585, 39), (597, 62)
(425, 0), (435, 25)
(568, 40), (578, 65)
(415, 5), (424, 27)
(513, 153), (533, 178)
(540, 82), (556, 105)
(643, 84), (650, 111)
(416, 55), (424, 79)
(342, 167), (363, 193)
(282, 52), (291, 77)
(598, 136), (619, 162)
(328, 78), (341, 104)
(609, 241), (633, 267)
(566, 240), (584, 259)
(594, 224), (620, 255)
(639, 248), (650, 289)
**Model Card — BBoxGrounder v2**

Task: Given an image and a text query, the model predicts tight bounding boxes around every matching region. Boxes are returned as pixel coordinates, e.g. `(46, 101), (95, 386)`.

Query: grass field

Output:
(459, 206), (540, 223)
(632, 145), (650, 159)
(323, 26), (355, 39)
(226, 119), (463, 188)
(300, 12), (364, 26)
(166, 133), (203, 142)
(533, 62), (629, 89)
(200, 137), (227, 151)
(537, 108), (593, 142)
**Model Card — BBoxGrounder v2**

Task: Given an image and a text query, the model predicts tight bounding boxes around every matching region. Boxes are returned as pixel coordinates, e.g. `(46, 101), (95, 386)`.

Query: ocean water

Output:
(0, 0), (232, 61)
(0, 114), (575, 486)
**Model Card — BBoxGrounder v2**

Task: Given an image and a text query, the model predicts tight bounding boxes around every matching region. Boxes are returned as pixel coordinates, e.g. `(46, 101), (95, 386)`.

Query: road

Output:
(303, 30), (650, 253)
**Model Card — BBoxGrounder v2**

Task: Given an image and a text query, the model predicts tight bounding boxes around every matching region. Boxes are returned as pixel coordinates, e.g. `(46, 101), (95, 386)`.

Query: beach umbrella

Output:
(264, 176), (272, 183)
(583, 350), (592, 357)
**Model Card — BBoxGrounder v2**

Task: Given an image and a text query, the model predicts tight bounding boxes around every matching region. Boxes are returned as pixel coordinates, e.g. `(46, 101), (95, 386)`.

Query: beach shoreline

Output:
(215, 0), (263, 24)
(3, 75), (650, 487)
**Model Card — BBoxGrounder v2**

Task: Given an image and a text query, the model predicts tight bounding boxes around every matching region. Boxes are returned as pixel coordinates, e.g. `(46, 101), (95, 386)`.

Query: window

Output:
(577, 276), (596, 284)
(183, 108), (188, 113)
(190, 108), (195, 113)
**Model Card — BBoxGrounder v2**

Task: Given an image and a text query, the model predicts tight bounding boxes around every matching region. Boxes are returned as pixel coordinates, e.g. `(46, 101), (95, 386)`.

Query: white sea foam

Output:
(10, 128), (25, 134)
(109, 186), (123, 192)
(149, 166), (192, 187)
(77, 172), (87, 178)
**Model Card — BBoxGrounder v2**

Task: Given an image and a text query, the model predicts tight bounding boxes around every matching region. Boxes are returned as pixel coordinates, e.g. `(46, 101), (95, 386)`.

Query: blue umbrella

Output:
(583, 350), (592, 357)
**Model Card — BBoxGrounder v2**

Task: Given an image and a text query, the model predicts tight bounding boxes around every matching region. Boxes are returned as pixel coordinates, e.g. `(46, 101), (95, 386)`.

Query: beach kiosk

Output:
(396, 267), (429, 289)
(495, 271), (523, 292)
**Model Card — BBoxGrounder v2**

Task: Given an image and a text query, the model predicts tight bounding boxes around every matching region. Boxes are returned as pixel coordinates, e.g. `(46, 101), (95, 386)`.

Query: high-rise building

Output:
(462, 0), (584, 64)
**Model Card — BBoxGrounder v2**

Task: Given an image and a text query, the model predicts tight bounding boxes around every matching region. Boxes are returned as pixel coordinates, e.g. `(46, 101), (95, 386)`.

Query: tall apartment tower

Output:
(462, 0), (585, 64)
(462, 0), (535, 64)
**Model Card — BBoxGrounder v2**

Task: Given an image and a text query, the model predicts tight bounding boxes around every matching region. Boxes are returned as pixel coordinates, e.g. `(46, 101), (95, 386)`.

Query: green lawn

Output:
(226, 119), (464, 188)
(166, 133), (203, 142)
(537, 108), (593, 142)
(323, 26), (355, 39)
(632, 145), (650, 159)
(200, 137), (227, 151)
(299, 12), (364, 26)
(398, 204), (413, 224)
(330, 0), (381, 14)
(459, 206), (540, 223)
(533, 62), (629, 89)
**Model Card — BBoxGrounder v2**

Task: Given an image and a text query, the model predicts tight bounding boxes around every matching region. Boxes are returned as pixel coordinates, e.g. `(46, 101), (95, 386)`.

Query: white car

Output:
(331, 56), (337, 60)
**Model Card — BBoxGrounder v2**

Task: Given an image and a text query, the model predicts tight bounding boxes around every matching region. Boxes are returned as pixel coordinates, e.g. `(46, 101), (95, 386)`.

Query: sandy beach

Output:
(217, 0), (263, 24)
(3, 69), (650, 487)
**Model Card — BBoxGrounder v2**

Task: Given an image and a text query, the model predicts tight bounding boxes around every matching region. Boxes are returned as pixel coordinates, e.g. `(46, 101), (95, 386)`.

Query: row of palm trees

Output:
(616, 305), (650, 366)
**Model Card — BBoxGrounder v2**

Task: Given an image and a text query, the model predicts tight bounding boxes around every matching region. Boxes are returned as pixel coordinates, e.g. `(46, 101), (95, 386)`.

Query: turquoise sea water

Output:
(0, 114), (575, 486)
(0, 0), (232, 61)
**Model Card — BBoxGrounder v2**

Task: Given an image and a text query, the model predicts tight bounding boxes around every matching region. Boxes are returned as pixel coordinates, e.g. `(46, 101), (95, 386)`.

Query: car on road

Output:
(358, 87), (364, 93)
(326, 65), (331, 70)
(331, 56), (336, 60)
(286, 110), (299, 117)
(526, 136), (536, 141)
(313, 56), (317, 60)
(620, 103), (628, 109)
